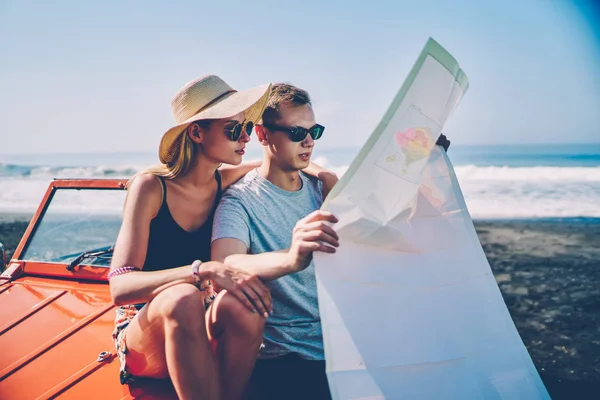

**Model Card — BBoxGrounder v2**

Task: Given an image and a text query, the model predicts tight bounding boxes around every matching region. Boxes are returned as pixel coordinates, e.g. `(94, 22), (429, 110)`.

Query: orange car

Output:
(0, 179), (176, 399)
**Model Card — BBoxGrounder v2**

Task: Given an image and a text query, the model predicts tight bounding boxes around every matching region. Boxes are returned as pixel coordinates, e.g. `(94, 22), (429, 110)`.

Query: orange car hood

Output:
(0, 273), (176, 399)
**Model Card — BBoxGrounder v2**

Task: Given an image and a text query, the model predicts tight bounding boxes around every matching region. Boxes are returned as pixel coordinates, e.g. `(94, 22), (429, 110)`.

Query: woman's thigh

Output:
(124, 283), (207, 378)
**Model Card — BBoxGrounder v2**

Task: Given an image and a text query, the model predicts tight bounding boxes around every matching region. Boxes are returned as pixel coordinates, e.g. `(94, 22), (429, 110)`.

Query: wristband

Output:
(191, 260), (215, 308)
(191, 260), (211, 292)
(191, 259), (203, 286)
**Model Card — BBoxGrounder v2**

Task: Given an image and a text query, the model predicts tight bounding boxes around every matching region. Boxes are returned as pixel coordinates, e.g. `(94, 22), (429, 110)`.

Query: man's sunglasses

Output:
(224, 121), (254, 141)
(261, 123), (325, 142)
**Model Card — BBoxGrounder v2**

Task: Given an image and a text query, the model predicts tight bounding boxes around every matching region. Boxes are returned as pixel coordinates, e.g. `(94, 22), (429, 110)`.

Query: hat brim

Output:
(159, 83), (272, 164)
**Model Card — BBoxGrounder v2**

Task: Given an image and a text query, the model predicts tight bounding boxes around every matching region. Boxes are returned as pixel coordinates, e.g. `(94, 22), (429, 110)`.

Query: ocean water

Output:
(0, 143), (599, 219)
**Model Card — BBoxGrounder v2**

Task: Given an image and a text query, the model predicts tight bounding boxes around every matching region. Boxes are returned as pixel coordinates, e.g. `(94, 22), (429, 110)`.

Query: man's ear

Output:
(187, 123), (203, 144)
(255, 125), (269, 146)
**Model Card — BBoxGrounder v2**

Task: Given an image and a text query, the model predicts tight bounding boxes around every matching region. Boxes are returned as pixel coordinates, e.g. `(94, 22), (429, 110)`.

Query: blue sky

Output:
(1, 0), (599, 154)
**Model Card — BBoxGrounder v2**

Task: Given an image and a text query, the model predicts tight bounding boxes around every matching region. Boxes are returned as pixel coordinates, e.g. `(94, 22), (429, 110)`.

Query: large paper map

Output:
(314, 38), (550, 399)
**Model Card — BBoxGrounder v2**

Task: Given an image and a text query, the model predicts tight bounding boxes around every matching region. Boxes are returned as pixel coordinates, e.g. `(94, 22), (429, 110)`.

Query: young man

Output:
(211, 83), (337, 399)
(211, 83), (451, 399)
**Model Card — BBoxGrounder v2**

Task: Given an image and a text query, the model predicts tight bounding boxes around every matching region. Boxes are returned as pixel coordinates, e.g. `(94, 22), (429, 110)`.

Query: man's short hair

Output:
(262, 83), (311, 124)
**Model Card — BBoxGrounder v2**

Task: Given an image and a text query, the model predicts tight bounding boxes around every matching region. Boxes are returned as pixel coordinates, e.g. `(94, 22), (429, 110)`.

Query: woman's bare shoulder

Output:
(124, 173), (164, 216)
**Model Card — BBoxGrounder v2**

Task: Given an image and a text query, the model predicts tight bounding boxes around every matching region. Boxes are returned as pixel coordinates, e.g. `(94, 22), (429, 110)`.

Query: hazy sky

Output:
(1, 0), (599, 155)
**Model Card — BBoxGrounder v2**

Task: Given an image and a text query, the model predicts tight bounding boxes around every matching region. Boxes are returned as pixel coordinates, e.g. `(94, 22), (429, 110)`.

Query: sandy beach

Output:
(1, 214), (598, 399)
(0, 213), (32, 261)
(476, 219), (600, 399)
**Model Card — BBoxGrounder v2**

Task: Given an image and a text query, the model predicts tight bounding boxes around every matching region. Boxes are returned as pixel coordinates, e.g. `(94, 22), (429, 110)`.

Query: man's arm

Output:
(212, 210), (340, 283)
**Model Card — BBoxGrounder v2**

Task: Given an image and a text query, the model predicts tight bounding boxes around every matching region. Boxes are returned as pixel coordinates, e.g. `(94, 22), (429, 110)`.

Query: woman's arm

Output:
(109, 173), (271, 314)
(303, 161), (339, 199)
(219, 160), (262, 189)
(109, 173), (198, 305)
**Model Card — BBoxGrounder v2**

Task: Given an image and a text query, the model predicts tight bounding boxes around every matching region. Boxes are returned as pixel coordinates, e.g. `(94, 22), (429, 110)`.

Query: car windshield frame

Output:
(11, 179), (127, 281)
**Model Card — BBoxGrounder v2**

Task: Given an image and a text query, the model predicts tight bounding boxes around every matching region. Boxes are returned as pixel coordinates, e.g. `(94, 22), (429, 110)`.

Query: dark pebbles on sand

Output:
(476, 219), (600, 399)
(0, 217), (30, 261)
(1, 215), (598, 399)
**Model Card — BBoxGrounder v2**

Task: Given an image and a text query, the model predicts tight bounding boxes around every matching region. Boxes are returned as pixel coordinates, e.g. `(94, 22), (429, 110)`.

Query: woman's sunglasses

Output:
(261, 123), (325, 142)
(224, 121), (254, 141)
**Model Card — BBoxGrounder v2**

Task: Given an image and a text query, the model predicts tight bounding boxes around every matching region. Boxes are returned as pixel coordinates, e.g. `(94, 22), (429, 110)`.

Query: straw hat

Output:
(159, 75), (272, 164)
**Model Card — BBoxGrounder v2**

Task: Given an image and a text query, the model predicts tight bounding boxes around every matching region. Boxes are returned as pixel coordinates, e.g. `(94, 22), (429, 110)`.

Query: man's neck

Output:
(257, 159), (302, 192)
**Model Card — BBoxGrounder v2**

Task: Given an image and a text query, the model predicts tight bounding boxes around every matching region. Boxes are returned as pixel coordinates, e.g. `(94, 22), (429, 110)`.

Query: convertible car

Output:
(0, 179), (177, 399)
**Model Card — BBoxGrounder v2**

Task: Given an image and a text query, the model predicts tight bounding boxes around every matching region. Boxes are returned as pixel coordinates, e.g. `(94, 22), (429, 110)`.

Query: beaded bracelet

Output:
(107, 265), (140, 280)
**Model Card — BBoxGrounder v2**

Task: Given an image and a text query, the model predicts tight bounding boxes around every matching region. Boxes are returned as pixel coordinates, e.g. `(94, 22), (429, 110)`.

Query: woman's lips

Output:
(235, 149), (245, 155)
(299, 152), (311, 161)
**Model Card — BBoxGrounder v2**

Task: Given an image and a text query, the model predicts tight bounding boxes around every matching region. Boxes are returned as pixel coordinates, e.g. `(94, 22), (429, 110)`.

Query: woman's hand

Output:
(303, 161), (339, 199)
(204, 261), (272, 317)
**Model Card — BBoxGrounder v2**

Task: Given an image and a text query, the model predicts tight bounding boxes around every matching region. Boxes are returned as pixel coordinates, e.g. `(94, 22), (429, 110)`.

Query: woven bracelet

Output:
(108, 266), (140, 280)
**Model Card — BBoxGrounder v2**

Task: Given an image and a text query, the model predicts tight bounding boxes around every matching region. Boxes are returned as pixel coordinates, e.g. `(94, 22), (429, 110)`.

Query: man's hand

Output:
(205, 261), (272, 317)
(436, 133), (451, 152)
(288, 210), (339, 272)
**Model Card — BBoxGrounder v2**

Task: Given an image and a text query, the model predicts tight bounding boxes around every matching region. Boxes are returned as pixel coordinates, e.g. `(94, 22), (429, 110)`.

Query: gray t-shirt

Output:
(212, 169), (324, 360)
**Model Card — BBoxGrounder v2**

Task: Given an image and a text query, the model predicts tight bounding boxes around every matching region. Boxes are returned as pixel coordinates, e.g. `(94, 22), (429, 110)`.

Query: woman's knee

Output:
(217, 292), (265, 339)
(152, 283), (206, 331)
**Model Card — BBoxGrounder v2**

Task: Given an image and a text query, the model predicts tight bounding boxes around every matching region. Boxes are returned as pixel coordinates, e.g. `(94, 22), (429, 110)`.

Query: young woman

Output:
(109, 75), (276, 400)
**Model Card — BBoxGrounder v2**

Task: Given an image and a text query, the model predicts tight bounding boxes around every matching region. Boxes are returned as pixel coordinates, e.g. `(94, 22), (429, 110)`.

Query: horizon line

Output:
(2, 141), (600, 157)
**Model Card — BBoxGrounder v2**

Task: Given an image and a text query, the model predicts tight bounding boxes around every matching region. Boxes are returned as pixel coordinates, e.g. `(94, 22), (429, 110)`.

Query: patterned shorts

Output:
(112, 282), (217, 384)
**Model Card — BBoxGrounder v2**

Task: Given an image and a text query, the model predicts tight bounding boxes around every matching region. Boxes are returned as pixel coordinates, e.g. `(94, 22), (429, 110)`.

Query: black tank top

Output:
(143, 171), (222, 271)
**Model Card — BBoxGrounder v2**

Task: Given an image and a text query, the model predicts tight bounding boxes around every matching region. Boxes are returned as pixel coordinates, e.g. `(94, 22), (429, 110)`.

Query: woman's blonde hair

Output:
(127, 120), (210, 187)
